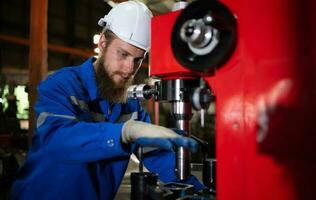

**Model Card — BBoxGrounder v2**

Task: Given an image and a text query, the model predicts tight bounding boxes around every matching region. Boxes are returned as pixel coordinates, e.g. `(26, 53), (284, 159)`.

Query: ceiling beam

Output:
(0, 34), (94, 58)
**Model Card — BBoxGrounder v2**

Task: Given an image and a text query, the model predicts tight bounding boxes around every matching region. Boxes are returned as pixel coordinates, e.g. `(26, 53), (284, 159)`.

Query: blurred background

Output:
(0, 0), (214, 199)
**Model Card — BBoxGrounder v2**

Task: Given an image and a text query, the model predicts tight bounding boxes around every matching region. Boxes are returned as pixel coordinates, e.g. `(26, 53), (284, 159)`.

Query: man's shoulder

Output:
(51, 66), (80, 80)
(42, 66), (81, 86)
(38, 65), (85, 96)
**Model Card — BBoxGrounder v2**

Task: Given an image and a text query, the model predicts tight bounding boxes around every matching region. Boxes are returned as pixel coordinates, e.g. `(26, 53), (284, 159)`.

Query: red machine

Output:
(150, 0), (316, 199)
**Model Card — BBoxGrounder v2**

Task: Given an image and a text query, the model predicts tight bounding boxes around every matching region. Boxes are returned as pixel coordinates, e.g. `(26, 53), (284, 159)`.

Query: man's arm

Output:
(35, 76), (197, 164)
(35, 78), (131, 163)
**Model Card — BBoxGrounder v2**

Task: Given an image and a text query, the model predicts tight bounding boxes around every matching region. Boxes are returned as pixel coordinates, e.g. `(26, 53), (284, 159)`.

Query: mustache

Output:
(112, 72), (134, 85)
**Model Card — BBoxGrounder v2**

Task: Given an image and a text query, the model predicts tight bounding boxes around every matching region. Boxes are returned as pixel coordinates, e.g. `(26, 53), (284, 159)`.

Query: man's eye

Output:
(119, 51), (128, 58)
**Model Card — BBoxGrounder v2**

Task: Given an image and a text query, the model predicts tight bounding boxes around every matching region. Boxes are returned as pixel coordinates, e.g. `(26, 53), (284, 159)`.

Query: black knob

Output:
(185, 25), (195, 37)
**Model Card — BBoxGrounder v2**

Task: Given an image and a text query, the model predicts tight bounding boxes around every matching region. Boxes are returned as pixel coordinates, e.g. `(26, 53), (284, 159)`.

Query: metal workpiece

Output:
(161, 182), (194, 198)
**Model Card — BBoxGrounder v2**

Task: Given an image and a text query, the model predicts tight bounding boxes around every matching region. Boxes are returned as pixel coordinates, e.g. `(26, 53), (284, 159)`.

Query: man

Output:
(11, 1), (203, 199)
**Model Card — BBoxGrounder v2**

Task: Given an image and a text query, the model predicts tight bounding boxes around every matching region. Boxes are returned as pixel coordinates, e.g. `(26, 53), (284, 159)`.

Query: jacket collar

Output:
(80, 57), (100, 101)
(80, 57), (126, 121)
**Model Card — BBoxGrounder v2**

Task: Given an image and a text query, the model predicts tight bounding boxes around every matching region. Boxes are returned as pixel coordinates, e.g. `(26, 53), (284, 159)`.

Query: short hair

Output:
(101, 28), (117, 49)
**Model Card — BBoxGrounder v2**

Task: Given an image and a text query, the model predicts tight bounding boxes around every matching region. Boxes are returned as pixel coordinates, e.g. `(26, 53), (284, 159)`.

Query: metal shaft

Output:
(172, 101), (192, 180)
(137, 146), (144, 173)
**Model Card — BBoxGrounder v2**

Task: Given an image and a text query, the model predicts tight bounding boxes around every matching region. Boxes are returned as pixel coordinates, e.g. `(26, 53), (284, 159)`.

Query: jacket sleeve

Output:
(34, 78), (130, 164)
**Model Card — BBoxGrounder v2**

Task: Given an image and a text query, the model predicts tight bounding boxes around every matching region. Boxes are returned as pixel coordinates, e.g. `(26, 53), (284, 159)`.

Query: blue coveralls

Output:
(11, 57), (178, 200)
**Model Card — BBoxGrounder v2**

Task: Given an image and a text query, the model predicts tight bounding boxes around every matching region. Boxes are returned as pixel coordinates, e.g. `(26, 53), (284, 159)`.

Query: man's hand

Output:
(121, 120), (198, 151)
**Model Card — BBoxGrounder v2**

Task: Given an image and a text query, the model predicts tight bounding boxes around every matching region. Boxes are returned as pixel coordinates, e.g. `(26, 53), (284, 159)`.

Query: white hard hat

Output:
(98, 1), (153, 52)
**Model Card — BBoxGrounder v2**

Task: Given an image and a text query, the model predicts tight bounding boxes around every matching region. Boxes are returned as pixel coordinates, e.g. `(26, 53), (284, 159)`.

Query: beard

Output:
(94, 54), (134, 103)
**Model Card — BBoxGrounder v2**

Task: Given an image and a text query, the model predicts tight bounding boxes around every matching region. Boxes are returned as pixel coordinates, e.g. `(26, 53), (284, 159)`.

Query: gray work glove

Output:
(121, 120), (198, 151)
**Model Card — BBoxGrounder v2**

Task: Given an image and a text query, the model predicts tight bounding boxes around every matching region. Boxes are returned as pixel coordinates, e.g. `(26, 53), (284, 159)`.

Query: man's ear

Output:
(98, 34), (106, 53)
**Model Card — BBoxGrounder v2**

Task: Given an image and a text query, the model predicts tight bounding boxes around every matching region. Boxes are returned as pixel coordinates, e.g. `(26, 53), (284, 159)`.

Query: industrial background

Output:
(1, 0), (316, 200)
(0, 0), (214, 199)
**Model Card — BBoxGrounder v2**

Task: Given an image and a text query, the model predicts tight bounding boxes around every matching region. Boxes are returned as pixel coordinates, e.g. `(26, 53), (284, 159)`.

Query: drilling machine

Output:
(128, 1), (233, 198)
(129, 0), (316, 199)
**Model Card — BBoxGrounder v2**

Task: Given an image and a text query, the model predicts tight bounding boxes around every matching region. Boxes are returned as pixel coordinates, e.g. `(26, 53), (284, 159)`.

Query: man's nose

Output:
(123, 58), (135, 75)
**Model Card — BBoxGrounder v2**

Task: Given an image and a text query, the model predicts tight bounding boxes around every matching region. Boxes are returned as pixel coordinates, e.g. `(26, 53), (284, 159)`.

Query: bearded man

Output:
(11, 1), (203, 200)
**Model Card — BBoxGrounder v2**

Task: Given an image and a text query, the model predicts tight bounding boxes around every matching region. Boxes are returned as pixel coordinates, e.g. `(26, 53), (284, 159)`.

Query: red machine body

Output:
(150, 0), (316, 199)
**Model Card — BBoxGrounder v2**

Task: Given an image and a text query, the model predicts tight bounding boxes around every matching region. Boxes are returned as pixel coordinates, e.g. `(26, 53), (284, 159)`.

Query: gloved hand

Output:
(121, 120), (198, 151)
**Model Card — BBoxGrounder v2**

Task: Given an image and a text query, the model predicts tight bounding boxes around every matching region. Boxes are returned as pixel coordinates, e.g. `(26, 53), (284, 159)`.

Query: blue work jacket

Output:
(11, 57), (177, 200)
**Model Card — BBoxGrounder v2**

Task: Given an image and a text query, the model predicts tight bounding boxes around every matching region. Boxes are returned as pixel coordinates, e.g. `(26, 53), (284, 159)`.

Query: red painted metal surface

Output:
(150, 11), (198, 79)
(150, 0), (316, 199)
